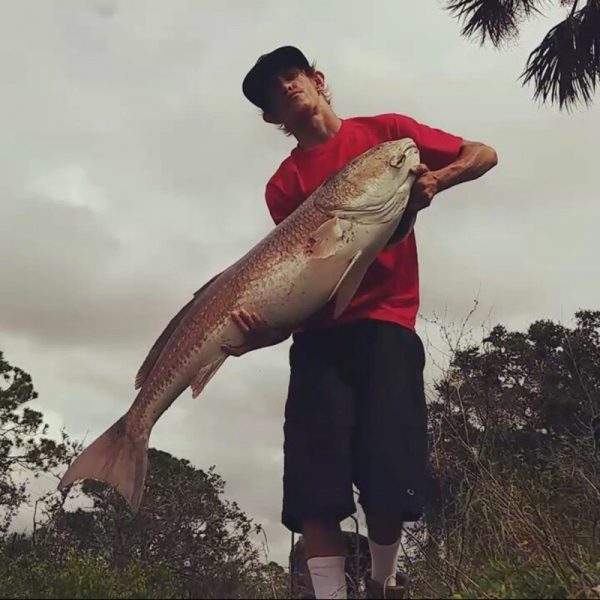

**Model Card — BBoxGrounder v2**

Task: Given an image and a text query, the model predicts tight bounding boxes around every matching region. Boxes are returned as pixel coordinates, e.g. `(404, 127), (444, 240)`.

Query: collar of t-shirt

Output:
(291, 118), (347, 158)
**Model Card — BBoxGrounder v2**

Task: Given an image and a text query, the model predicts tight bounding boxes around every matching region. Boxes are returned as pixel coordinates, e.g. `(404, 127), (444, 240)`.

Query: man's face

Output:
(263, 66), (323, 124)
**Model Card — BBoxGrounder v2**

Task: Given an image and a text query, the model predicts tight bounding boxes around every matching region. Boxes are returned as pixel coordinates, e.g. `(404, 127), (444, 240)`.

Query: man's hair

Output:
(263, 61), (333, 137)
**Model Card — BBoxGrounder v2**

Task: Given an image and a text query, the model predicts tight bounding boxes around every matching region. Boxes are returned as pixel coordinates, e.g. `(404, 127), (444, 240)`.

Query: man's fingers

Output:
(251, 313), (268, 328)
(240, 310), (257, 329)
(247, 312), (261, 326)
(231, 311), (251, 332)
(232, 309), (267, 331)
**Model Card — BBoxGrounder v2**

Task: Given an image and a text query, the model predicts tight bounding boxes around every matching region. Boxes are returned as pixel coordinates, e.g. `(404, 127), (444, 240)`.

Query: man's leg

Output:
(281, 328), (358, 599)
(353, 321), (428, 599)
(302, 517), (347, 600)
(365, 515), (404, 590)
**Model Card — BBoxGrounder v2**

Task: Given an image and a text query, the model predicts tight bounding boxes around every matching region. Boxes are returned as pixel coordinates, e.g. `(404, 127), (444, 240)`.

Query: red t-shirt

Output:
(265, 113), (463, 332)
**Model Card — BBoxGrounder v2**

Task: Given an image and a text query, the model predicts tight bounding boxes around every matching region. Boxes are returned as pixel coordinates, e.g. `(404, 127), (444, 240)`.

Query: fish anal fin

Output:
(135, 270), (223, 390)
(190, 356), (227, 399)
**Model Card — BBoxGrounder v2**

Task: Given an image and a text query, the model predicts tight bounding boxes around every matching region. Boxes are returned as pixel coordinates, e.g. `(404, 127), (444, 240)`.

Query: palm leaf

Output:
(521, 1), (600, 109)
(445, 0), (547, 46)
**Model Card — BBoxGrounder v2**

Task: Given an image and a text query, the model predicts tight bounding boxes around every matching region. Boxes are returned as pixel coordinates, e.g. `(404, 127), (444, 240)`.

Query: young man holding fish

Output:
(229, 46), (497, 599)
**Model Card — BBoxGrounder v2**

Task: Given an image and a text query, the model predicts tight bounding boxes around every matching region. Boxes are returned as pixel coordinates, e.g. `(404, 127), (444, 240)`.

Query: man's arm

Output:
(408, 140), (498, 211)
(433, 140), (498, 192)
(221, 309), (293, 357)
(387, 140), (497, 245)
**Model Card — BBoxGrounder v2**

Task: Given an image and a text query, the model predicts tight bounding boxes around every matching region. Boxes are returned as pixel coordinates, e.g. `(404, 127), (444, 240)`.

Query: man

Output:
(224, 46), (497, 599)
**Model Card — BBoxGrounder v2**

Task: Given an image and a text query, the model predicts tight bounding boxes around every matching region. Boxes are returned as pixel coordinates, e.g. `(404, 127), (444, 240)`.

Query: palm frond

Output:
(445, 0), (547, 47)
(521, 1), (600, 110)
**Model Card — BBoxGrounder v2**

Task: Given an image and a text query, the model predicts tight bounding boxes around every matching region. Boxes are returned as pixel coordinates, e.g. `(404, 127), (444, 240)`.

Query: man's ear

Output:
(313, 70), (326, 93)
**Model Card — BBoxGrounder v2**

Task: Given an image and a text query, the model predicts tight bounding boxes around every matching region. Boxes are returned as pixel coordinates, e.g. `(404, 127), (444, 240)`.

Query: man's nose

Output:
(274, 75), (293, 92)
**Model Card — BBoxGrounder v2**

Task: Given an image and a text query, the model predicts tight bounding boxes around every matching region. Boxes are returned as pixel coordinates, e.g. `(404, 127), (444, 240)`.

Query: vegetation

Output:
(445, 0), (600, 110)
(0, 350), (287, 599)
(1, 310), (599, 597)
(401, 309), (600, 598)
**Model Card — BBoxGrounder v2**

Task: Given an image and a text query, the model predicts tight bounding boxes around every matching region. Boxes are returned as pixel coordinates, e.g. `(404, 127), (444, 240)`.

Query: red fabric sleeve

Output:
(265, 182), (289, 225)
(388, 113), (463, 171)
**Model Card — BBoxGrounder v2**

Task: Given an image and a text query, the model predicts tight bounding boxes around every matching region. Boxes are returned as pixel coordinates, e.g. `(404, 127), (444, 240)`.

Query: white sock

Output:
(368, 537), (402, 586)
(306, 555), (347, 599)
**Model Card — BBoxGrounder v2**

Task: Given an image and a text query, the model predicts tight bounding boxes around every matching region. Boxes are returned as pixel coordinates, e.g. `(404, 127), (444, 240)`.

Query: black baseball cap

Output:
(242, 46), (311, 111)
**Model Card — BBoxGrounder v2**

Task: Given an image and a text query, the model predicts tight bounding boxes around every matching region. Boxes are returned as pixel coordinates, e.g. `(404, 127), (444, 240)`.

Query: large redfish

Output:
(58, 138), (420, 510)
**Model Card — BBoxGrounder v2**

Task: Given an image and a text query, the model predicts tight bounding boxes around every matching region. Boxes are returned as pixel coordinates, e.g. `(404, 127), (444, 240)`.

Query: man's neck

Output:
(291, 105), (342, 150)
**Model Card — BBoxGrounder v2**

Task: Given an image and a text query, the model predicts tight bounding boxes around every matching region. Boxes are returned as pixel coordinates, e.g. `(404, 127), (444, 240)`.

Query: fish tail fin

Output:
(58, 415), (148, 512)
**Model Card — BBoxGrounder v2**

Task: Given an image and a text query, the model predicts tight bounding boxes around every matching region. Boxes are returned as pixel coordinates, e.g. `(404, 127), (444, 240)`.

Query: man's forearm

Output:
(264, 326), (293, 348)
(433, 141), (498, 193)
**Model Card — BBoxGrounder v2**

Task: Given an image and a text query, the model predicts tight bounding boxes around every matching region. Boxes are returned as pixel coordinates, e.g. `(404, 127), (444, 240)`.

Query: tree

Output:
(445, 0), (600, 110)
(0, 351), (75, 535)
(35, 448), (286, 599)
(0, 352), (288, 598)
(402, 310), (600, 598)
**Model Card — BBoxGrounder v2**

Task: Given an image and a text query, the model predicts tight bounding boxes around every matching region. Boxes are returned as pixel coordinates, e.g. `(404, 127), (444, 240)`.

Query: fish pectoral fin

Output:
(330, 250), (375, 320)
(190, 355), (227, 399)
(327, 251), (363, 303)
(307, 217), (346, 258)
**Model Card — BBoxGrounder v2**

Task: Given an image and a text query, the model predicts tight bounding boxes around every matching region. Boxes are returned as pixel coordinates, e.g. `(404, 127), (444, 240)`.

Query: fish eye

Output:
(391, 154), (406, 168)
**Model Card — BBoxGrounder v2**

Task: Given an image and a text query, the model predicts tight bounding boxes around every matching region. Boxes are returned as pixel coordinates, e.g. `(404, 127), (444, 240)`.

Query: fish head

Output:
(315, 138), (420, 223)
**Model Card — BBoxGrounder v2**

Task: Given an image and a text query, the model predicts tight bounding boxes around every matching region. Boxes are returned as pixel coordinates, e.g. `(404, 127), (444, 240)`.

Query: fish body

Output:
(58, 138), (421, 510)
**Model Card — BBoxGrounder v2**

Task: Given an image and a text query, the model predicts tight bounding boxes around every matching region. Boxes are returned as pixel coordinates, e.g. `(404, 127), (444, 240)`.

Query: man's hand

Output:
(407, 163), (440, 212)
(221, 308), (291, 357)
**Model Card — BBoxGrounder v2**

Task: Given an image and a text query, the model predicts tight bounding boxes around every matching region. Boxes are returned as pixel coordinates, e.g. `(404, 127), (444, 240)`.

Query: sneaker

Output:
(365, 573), (409, 599)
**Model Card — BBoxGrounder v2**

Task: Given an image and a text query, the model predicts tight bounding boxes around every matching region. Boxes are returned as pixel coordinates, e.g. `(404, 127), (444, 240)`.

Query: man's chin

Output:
(288, 102), (315, 121)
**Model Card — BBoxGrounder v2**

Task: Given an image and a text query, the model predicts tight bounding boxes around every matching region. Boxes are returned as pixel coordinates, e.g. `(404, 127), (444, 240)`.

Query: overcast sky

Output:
(1, 0), (598, 566)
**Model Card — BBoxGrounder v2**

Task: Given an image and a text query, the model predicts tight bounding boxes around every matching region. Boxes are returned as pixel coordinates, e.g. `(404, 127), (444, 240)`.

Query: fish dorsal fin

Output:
(190, 355), (227, 399)
(134, 270), (223, 390)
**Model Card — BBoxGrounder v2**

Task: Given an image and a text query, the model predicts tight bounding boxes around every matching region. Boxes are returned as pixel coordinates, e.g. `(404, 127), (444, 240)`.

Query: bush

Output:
(0, 547), (185, 598)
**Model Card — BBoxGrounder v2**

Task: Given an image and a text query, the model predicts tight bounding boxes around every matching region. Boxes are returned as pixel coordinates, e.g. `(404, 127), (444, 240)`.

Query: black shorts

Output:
(282, 319), (427, 534)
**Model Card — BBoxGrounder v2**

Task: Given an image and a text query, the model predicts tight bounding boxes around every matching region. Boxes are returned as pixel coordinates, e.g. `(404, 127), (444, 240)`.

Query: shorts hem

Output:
(281, 503), (357, 534)
(358, 498), (423, 524)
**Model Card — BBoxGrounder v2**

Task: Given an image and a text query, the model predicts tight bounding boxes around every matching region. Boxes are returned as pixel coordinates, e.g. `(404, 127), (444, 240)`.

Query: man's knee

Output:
(301, 517), (345, 558)
(303, 516), (342, 532)
(365, 514), (404, 545)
